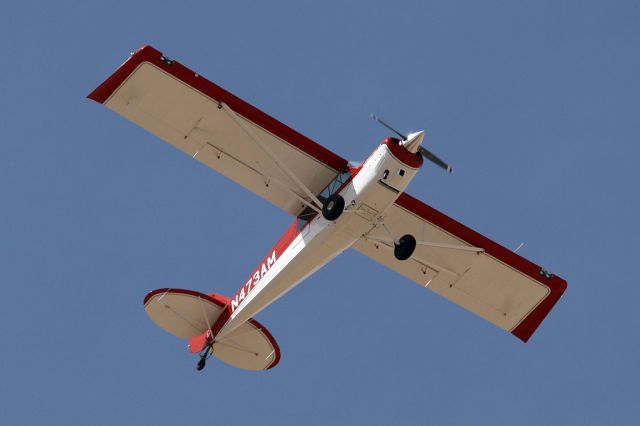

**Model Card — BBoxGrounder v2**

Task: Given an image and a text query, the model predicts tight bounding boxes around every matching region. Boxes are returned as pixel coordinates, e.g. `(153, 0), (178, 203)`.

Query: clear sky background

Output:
(1, 1), (639, 425)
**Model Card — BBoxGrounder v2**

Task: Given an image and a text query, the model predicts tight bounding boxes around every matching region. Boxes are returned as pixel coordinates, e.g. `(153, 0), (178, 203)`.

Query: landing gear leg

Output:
(196, 335), (214, 371)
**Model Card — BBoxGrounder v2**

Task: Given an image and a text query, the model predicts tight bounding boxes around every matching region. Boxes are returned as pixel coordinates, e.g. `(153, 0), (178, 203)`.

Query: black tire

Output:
(322, 194), (345, 221)
(197, 358), (206, 371)
(394, 234), (416, 261)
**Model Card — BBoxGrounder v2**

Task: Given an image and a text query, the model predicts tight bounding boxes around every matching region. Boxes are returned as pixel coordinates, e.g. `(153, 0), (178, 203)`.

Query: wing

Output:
(88, 45), (348, 216)
(352, 193), (567, 342)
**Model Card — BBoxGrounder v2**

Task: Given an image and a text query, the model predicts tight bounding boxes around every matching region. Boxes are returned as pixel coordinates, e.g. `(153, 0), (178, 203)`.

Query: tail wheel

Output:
(322, 194), (345, 221)
(197, 357), (207, 371)
(394, 234), (416, 261)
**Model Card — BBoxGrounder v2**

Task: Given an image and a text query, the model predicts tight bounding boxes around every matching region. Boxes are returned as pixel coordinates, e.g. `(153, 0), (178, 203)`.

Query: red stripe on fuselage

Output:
(229, 220), (301, 313)
(209, 219), (304, 338)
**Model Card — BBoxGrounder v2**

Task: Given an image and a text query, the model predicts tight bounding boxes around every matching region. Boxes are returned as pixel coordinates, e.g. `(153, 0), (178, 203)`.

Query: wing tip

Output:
(511, 275), (568, 342)
(87, 44), (160, 103)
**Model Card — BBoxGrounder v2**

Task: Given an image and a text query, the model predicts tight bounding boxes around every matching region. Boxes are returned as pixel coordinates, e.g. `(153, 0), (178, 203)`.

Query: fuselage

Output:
(215, 138), (424, 339)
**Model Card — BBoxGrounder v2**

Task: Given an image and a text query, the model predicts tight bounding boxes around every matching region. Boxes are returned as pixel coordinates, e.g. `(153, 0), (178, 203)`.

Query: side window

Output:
(296, 206), (316, 230)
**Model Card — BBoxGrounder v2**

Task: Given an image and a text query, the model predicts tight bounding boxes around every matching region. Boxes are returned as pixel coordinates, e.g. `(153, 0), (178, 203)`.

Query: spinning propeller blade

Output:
(418, 146), (453, 173)
(371, 114), (407, 140)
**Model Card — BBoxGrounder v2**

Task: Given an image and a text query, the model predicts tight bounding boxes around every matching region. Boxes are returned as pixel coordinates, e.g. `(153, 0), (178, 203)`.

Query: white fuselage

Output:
(216, 140), (422, 339)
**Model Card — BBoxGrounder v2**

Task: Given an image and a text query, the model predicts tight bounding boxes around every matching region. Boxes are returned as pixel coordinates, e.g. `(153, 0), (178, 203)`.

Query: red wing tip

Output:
(87, 44), (161, 103)
(511, 275), (568, 342)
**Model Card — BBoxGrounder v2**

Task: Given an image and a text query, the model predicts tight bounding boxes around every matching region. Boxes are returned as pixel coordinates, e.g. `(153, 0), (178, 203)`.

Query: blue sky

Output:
(1, 1), (639, 424)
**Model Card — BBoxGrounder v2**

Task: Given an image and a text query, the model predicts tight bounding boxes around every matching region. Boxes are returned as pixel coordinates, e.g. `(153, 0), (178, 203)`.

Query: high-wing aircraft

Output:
(88, 45), (567, 371)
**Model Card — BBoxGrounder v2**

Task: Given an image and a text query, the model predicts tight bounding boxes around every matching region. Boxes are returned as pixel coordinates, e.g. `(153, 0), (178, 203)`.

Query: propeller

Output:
(371, 114), (454, 174)
(371, 113), (407, 140)
(418, 146), (453, 174)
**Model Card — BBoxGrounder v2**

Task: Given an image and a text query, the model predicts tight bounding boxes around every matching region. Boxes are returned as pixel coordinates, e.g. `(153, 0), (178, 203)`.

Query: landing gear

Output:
(394, 234), (416, 261)
(196, 335), (214, 371)
(196, 356), (207, 371)
(322, 194), (345, 221)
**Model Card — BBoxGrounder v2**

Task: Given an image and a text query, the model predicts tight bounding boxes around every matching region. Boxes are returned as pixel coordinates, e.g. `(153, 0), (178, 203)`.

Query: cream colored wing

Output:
(352, 193), (567, 341)
(89, 45), (348, 216)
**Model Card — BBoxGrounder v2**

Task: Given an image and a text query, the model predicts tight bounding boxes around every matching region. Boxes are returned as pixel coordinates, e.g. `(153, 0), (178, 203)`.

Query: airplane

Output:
(88, 45), (567, 371)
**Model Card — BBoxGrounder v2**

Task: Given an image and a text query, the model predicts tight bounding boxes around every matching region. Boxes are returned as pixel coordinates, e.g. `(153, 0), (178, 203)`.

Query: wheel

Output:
(197, 357), (206, 371)
(322, 194), (345, 221)
(394, 234), (416, 261)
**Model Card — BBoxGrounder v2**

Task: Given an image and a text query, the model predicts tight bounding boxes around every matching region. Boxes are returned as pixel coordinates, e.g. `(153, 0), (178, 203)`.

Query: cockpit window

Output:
(318, 170), (352, 202)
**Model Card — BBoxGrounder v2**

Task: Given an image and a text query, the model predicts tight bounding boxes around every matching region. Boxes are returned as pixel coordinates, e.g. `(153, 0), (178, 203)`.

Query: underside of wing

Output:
(352, 193), (567, 342)
(88, 45), (348, 216)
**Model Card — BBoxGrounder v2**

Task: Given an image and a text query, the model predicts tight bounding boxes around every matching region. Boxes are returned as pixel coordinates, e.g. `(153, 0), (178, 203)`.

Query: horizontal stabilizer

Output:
(144, 288), (280, 370)
(144, 288), (226, 339)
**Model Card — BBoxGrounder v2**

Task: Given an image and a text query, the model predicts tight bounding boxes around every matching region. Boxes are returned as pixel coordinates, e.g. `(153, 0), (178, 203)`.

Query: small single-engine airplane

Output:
(89, 45), (567, 371)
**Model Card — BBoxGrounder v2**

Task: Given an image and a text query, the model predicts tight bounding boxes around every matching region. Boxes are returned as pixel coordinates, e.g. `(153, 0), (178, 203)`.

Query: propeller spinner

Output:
(371, 114), (453, 173)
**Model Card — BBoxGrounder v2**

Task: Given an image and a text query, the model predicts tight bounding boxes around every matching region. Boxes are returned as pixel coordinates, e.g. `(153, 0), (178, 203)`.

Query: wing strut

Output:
(196, 140), (321, 214)
(220, 102), (324, 210)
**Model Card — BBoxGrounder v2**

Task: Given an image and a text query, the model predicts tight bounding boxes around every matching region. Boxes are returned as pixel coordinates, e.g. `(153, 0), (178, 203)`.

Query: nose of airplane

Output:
(402, 130), (425, 153)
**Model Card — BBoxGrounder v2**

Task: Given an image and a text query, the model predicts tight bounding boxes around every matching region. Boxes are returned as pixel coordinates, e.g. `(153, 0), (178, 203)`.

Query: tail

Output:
(143, 288), (280, 371)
